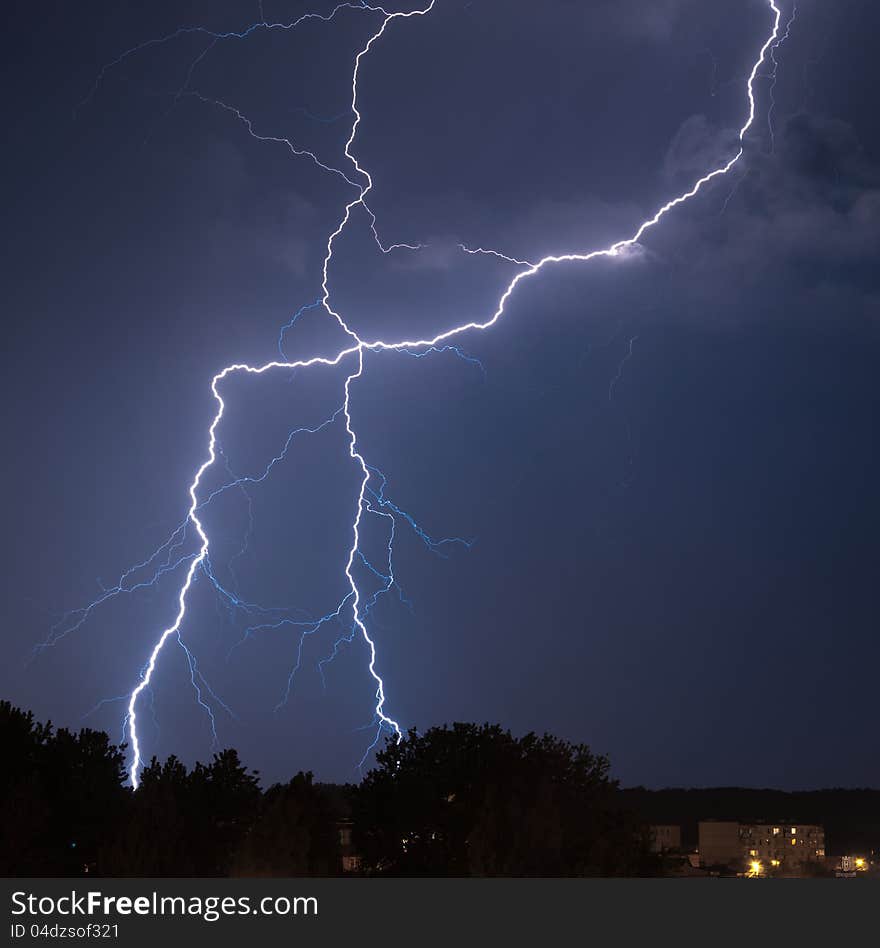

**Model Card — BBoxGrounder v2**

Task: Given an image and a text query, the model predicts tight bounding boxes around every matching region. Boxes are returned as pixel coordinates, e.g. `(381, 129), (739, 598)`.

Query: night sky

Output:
(3, 0), (878, 789)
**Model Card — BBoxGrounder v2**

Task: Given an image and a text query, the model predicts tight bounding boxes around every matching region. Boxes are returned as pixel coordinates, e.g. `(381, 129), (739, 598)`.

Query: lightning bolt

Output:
(61, 1), (786, 787)
(768, 2), (798, 153)
(608, 335), (639, 404)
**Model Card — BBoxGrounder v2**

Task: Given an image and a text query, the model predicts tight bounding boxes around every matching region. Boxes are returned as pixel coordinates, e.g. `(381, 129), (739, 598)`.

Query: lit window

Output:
(791, 839), (797, 845)
(772, 827), (780, 835)
(791, 827), (797, 835)
(749, 849), (757, 857)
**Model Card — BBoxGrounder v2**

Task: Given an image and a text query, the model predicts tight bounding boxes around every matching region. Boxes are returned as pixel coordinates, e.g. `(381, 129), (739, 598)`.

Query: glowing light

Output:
(70, 1), (787, 787)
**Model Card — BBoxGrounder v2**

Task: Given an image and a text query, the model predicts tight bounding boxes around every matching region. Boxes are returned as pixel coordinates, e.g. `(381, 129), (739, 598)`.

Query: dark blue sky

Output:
(3, 0), (878, 788)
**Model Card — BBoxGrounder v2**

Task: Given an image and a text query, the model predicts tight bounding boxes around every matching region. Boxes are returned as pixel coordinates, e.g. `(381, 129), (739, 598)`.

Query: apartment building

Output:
(699, 821), (824, 873)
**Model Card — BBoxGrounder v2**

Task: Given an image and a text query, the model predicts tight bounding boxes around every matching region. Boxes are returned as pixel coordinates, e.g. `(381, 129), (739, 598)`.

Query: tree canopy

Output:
(2, 703), (657, 877)
(353, 723), (656, 876)
(0, 700), (127, 875)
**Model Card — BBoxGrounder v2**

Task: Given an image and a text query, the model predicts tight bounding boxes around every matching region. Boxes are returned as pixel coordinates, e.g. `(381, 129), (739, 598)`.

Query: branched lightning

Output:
(768, 3), (798, 153)
(57, 1), (788, 787)
(458, 243), (537, 268)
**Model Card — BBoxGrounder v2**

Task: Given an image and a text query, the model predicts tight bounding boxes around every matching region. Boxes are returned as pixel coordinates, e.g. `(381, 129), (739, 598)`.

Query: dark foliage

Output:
(101, 749), (262, 876)
(0, 700), (127, 875)
(29, 702), (871, 878)
(231, 773), (341, 876)
(0, 702), (343, 877)
(353, 723), (657, 876)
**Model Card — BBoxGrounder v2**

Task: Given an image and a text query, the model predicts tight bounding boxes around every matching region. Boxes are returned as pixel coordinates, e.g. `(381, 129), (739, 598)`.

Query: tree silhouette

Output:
(3, 702), (668, 878)
(231, 772), (340, 876)
(353, 723), (656, 876)
(0, 700), (127, 875)
(102, 749), (261, 876)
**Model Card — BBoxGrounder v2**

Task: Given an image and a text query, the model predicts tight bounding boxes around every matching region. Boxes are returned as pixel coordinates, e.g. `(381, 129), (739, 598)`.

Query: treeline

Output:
(0, 701), (657, 877)
(622, 786), (880, 856)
